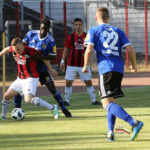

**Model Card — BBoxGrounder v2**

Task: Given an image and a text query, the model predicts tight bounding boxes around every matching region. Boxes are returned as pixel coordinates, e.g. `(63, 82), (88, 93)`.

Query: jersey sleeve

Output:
(119, 30), (131, 49)
(42, 36), (57, 56)
(84, 28), (95, 46)
(9, 46), (14, 52)
(65, 34), (71, 49)
(23, 30), (32, 43)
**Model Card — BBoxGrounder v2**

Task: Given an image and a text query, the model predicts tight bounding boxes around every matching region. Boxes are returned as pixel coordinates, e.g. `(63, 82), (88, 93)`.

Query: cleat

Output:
(92, 101), (101, 105)
(1, 116), (6, 120)
(51, 105), (59, 119)
(130, 121), (144, 141)
(64, 101), (70, 106)
(107, 131), (115, 141)
(62, 109), (72, 118)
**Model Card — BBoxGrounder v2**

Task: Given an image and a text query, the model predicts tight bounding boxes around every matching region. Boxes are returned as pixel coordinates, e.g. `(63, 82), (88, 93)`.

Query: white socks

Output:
(86, 86), (96, 102)
(65, 86), (72, 103)
(1, 100), (11, 119)
(31, 97), (54, 110)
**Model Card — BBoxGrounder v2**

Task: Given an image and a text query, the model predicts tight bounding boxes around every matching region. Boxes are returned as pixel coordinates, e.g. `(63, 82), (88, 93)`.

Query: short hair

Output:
(74, 18), (83, 24)
(41, 18), (51, 29)
(96, 7), (110, 21)
(11, 37), (22, 46)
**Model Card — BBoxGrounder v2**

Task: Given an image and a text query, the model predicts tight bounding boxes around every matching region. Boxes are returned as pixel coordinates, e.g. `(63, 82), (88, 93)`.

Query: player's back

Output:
(87, 23), (130, 75)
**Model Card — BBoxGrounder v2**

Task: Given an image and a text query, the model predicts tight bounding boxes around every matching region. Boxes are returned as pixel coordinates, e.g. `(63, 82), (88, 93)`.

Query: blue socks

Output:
(106, 102), (136, 127)
(14, 94), (22, 108)
(107, 112), (116, 132)
(53, 91), (66, 110)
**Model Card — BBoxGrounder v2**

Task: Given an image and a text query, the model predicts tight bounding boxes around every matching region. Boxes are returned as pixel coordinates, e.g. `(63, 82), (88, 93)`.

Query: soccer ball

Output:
(11, 108), (25, 121)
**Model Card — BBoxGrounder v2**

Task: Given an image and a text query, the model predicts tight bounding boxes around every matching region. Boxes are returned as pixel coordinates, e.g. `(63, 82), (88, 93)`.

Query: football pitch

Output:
(0, 86), (150, 150)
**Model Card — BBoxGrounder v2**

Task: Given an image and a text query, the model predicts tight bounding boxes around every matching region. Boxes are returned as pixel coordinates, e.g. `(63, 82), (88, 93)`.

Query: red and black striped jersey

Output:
(10, 45), (41, 79)
(65, 32), (86, 67)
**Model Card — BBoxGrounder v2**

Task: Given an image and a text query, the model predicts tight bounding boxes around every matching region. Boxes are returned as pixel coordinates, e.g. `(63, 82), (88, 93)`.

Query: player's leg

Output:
(100, 72), (143, 141)
(1, 79), (21, 119)
(78, 67), (100, 105)
(64, 80), (73, 106)
(107, 112), (116, 141)
(39, 71), (72, 117)
(14, 94), (22, 108)
(64, 66), (77, 106)
(23, 78), (59, 119)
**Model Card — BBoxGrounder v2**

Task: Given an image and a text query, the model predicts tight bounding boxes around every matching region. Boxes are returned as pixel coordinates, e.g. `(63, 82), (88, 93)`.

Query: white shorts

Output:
(10, 77), (39, 96)
(65, 66), (92, 81)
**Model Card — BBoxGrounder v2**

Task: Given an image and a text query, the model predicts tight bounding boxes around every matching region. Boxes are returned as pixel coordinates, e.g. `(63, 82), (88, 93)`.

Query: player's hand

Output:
(82, 66), (89, 73)
(60, 59), (65, 72)
(50, 69), (58, 78)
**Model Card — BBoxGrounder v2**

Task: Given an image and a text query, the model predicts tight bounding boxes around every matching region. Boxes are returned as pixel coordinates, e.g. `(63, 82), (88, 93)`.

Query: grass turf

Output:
(0, 86), (150, 150)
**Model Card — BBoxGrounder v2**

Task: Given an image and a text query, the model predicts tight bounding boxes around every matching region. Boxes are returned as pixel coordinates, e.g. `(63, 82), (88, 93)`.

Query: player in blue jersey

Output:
(14, 19), (72, 117)
(82, 7), (143, 141)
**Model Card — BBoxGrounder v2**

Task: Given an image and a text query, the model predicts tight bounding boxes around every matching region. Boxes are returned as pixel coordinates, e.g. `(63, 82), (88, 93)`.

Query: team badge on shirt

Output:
(42, 44), (46, 48)
(53, 46), (56, 53)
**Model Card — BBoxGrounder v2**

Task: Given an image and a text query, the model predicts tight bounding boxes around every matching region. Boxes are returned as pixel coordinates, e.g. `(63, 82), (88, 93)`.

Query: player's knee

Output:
(24, 95), (33, 104)
(101, 97), (114, 109)
(45, 80), (57, 94)
(84, 80), (92, 87)
(24, 99), (30, 104)
(4, 93), (12, 100)
(66, 80), (73, 86)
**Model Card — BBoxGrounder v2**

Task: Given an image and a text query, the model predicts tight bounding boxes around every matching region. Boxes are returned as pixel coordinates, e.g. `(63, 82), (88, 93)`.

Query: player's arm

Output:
(41, 55), (56, 60)
(43, 59), (58, 78)
(82, 43), (94, 73)
(126, 45), (137, 72)
(60, 34), (71, 72)
(60, 47), (69, 72)
(32, 44), (57, 60)
(32, 53), (56, 61)
(0, 47), (10, 57)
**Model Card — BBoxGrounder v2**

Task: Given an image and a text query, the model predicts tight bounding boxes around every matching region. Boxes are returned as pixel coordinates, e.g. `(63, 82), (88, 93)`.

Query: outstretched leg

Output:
(45, 80), (72, 117)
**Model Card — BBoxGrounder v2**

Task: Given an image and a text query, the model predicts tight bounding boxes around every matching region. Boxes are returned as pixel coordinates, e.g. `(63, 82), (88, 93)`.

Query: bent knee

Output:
(66, 80), (73, 86)
(84, 80), (92, 87)
(101, 97), (114, 110)
(4, 93), (13, 100)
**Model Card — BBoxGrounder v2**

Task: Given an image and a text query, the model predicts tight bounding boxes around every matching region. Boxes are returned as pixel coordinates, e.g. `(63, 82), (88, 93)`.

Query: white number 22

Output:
(102, 30), (119, 51)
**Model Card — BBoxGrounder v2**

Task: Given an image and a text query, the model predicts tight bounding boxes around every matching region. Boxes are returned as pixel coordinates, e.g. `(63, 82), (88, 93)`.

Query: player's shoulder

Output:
(27, 30), (39, 36)
(47, 32), (55, 42)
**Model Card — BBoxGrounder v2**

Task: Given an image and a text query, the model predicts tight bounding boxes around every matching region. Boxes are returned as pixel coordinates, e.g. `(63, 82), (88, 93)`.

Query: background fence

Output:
(0, 0), (150, 78)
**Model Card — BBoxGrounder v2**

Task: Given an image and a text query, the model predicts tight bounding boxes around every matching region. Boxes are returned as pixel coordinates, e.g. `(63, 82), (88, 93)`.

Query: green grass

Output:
(0, 86), (150, 150)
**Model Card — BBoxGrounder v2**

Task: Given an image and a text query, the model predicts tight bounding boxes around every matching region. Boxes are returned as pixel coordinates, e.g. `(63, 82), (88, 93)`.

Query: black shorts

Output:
(99, 71), (124, 99)
(38, 71), (53, 85)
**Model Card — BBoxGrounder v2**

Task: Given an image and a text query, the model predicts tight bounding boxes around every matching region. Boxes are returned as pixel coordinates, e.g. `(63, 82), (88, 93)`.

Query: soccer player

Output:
(82, 7), (143, 141)
(14, 19), (72, 117)
(60, 18), (100, 106)
(0, 37), (59, 120)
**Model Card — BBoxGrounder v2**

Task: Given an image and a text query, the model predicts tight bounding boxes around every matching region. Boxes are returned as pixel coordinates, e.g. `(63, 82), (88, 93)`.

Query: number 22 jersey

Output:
(84, 23), (131, 75)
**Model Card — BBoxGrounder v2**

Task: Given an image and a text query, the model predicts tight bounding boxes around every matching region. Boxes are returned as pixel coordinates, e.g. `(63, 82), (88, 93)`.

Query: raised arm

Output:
(0, 47), (10, 57)
(126, 45), (137, 72)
